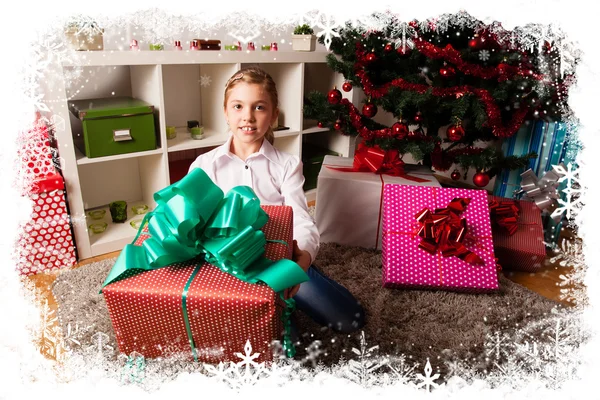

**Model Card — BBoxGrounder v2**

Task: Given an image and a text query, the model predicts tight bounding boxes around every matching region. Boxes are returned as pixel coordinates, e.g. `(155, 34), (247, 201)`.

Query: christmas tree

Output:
(303, 12), (576, 187)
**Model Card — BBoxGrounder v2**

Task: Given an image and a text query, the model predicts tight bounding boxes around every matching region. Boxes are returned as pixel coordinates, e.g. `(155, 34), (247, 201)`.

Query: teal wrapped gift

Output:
(101, 168), (308, 363)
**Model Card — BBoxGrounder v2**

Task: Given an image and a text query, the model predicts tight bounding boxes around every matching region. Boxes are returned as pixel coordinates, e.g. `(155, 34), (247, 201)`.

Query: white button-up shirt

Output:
(188, 135), (320, 262)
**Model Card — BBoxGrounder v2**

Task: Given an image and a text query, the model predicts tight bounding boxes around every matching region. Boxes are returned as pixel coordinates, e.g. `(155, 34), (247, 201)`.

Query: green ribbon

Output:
(101, 168), (308, 360)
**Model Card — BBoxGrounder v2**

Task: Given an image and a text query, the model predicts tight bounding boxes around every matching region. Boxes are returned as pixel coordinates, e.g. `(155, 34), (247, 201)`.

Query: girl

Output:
(188, 67), (365, 334)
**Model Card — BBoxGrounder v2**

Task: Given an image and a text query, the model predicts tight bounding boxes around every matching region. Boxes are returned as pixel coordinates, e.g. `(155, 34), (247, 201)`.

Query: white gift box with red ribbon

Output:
(315, 155), (441, 250)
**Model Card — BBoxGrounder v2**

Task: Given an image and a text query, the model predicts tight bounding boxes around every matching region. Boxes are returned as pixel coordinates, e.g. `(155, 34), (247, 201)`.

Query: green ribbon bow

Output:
(101, 168), (308, 359)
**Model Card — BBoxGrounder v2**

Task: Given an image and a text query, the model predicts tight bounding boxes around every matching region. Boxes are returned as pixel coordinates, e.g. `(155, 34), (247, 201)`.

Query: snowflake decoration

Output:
(491, 358), (525, 387)
(414, 358), (440, 392)
(227, 27), (262, 44)
(479, 49), (490, 61)
(199, 74), (212, 88)
(550, 238), (587, 306)
(551, 163), (583, 220)
(344, 331), (388, 387)
(392, 22), (416, 53)
(36, 299), (60, 359)
(515, 341), (544, 372)
(203, 340), (291, 390)
(387, 354), (419, 385)
(485, 330), (514, 361)
(311, 12), (341, 50)
(85, 331), (114, 358)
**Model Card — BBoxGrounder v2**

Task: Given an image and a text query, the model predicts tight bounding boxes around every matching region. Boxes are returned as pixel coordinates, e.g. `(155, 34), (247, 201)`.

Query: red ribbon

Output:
(327, 143), (430, 183)
(414, 197), (484, 266)
(489, 199), (520, 236)
(30, 172), (64, 194)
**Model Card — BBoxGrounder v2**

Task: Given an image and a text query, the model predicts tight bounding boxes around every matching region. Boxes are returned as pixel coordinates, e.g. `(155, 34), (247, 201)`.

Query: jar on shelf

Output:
(191, 126), (204, 140)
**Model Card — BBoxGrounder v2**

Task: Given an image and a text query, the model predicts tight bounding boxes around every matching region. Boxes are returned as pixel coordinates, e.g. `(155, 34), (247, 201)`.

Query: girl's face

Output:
(224, 82), (278, 146)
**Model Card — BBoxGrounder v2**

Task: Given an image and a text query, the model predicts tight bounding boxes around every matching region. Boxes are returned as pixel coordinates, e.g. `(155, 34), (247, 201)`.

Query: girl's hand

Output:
(292, 240), (311, 272)
(288, 240), (311, 298)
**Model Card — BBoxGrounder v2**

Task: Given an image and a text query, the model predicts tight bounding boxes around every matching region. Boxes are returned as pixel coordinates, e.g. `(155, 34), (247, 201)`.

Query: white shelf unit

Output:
(50, 51), (358, 260)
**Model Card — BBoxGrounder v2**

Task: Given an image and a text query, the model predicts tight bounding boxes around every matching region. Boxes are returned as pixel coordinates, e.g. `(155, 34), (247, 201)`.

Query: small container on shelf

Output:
(69, 96), (157, 159)
(130, 219), (143, 230)
(247, 42), (255, 51)
(109, 200), (128, 223)
(190, 40), (199, 51)
(166, 126), (177, 140)
(87, 209), (106, 220)
(149, 43), (164, 51)
(270, 42), (278, 51)
(129, 39), (139, 51)
(132, 204), (149, 215)
(261, 45), (271, 51)
(191, 126), (204, 140)
(174, 40), (183, 50)
(89, 222), (108, 234)
(195, 39), (221, 50)
(187, 120), (200, 132)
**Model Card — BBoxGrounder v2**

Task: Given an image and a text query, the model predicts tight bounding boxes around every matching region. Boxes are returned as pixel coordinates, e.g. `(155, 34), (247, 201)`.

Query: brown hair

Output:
(224, 67), (278, 145)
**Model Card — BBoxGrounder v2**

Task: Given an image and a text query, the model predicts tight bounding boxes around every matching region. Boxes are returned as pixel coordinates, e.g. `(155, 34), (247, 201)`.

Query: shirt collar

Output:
(215, 132), (282, 166)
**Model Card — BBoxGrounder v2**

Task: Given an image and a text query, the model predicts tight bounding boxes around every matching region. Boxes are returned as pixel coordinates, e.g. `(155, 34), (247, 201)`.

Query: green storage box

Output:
(69, 97), (157, 158)
(302, 143), (340, 191)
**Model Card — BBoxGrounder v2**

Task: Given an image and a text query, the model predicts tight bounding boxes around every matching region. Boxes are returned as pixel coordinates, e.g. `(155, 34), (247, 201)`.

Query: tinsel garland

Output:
(341, 98), (434, 143)
(354, 49), (531, 138)
(412, 36), (544, 82)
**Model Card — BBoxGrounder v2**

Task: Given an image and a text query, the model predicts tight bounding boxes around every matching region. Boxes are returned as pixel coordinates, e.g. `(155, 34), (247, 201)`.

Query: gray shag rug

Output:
(52, 243), (564, 371)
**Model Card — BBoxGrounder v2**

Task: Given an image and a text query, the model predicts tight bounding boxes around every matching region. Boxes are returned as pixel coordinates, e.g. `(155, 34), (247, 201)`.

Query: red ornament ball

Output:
(446, 125), (465, 141)
(440, 67), (456, 78)
(317, 122), (324, 128)
(366, 52), (377, 63)
(327, 88), (342, 104)
(333, 120), (343, 130)
(392, 121), (409, 139)
(384, 43), (393, 53)
(362, 102), (378, 118)
(468, 38), (479, 48)
(414, 112), (423, 123)
(342, 81), (353, 92)
(473, 171), (490, 187)
(451, 169), (461, 181)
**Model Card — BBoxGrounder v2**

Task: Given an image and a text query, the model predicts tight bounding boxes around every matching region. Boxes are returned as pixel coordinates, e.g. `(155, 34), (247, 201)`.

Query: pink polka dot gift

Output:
(382, 185), (500, 293)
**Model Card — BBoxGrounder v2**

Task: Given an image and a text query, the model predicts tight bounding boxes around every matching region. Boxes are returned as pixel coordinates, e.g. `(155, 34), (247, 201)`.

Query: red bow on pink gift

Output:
(489, 199), (520, 236)
(414, 197), (484, 266)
